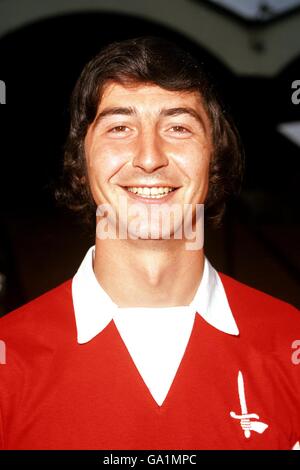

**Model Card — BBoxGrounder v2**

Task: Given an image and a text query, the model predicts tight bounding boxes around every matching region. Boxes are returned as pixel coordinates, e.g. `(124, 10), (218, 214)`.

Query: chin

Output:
(126, 221), (183, 241)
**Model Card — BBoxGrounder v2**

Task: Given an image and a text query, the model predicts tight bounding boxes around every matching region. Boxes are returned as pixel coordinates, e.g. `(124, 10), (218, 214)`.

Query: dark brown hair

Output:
(56, 36), (244, 226)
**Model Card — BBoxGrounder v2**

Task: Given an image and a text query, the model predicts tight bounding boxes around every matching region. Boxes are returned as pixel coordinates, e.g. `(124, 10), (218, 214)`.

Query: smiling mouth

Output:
(123, 186), (178, 199)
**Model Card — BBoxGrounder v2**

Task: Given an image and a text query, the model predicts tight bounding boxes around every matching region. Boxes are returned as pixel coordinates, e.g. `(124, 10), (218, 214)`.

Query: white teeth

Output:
(127, 186), (175, 198)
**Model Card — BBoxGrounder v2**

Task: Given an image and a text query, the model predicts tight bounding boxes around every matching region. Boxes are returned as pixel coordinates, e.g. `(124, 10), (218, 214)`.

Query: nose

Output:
(132, 129), (168, 173)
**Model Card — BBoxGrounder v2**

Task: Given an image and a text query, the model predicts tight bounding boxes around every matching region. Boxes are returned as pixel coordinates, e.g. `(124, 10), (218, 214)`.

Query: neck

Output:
(93, 237), (205, 308)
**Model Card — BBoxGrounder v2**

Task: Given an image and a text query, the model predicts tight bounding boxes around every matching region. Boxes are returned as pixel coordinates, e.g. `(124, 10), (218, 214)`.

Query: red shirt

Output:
(0, 274), (299, 449)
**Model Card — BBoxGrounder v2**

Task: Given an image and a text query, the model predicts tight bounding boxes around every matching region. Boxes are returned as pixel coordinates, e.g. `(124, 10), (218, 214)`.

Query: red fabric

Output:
(0, 274), (299, 449)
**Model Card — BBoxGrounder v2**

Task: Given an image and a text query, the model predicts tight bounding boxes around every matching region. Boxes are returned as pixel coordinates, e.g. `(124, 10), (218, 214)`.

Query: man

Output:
(0, 37), (299, 450)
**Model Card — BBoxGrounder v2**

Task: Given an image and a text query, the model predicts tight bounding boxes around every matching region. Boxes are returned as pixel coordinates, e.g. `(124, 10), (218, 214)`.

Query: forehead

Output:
(98, 82), (207, 114)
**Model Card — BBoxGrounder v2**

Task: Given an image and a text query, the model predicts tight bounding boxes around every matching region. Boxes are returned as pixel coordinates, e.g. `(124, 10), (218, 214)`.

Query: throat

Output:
(94, 238), (205, 308)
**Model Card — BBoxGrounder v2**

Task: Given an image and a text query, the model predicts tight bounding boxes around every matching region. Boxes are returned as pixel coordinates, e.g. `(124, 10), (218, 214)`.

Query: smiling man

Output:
(0, 37), (299, 450)
(86, 81), (211, 307)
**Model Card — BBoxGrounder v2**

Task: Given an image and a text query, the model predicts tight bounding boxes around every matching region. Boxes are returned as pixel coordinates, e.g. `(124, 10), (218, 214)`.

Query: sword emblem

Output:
(230, 370), (269, 438)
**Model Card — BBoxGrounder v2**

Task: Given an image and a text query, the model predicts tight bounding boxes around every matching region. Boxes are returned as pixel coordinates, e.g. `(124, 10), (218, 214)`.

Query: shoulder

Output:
(0, 280), (75, 402)
(0, 280), (74, 449)
(0, 279), (75, 353)
(219, 272), (299, 325)
(219, 272), (300, 359)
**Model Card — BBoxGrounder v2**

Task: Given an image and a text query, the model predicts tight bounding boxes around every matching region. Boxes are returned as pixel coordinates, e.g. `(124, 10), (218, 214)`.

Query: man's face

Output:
(84, 82), (212, 241)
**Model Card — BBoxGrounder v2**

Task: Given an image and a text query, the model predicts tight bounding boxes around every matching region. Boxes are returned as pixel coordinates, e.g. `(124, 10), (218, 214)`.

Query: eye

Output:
(109, 125), (130, 133)
(169, 125), (191, 134)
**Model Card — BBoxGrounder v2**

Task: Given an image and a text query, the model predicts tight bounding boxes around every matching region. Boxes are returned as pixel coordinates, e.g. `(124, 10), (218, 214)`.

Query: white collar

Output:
(72, 246), (239, 344)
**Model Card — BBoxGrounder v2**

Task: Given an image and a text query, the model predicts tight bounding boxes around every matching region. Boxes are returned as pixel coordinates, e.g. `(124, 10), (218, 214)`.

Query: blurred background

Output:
(0, 0), (299, 316)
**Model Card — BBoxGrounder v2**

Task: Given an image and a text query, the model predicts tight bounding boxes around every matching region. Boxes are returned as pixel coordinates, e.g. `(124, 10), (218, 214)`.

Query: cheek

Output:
(192, 141), (211, 179)
(173, 141), (211, 180)
(193, 158), (210, 181)
(86, 140), (129, 182)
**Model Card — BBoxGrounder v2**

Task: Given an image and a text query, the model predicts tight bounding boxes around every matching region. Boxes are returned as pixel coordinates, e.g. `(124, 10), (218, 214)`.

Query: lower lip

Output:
(121, 187), (179, 204)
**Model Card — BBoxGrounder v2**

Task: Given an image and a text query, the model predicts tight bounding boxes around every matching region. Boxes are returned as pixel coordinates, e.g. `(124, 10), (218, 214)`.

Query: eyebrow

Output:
(160, 107), (205, 128)
(93, 106), (205, 129)
(93, 107), (136, 128)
